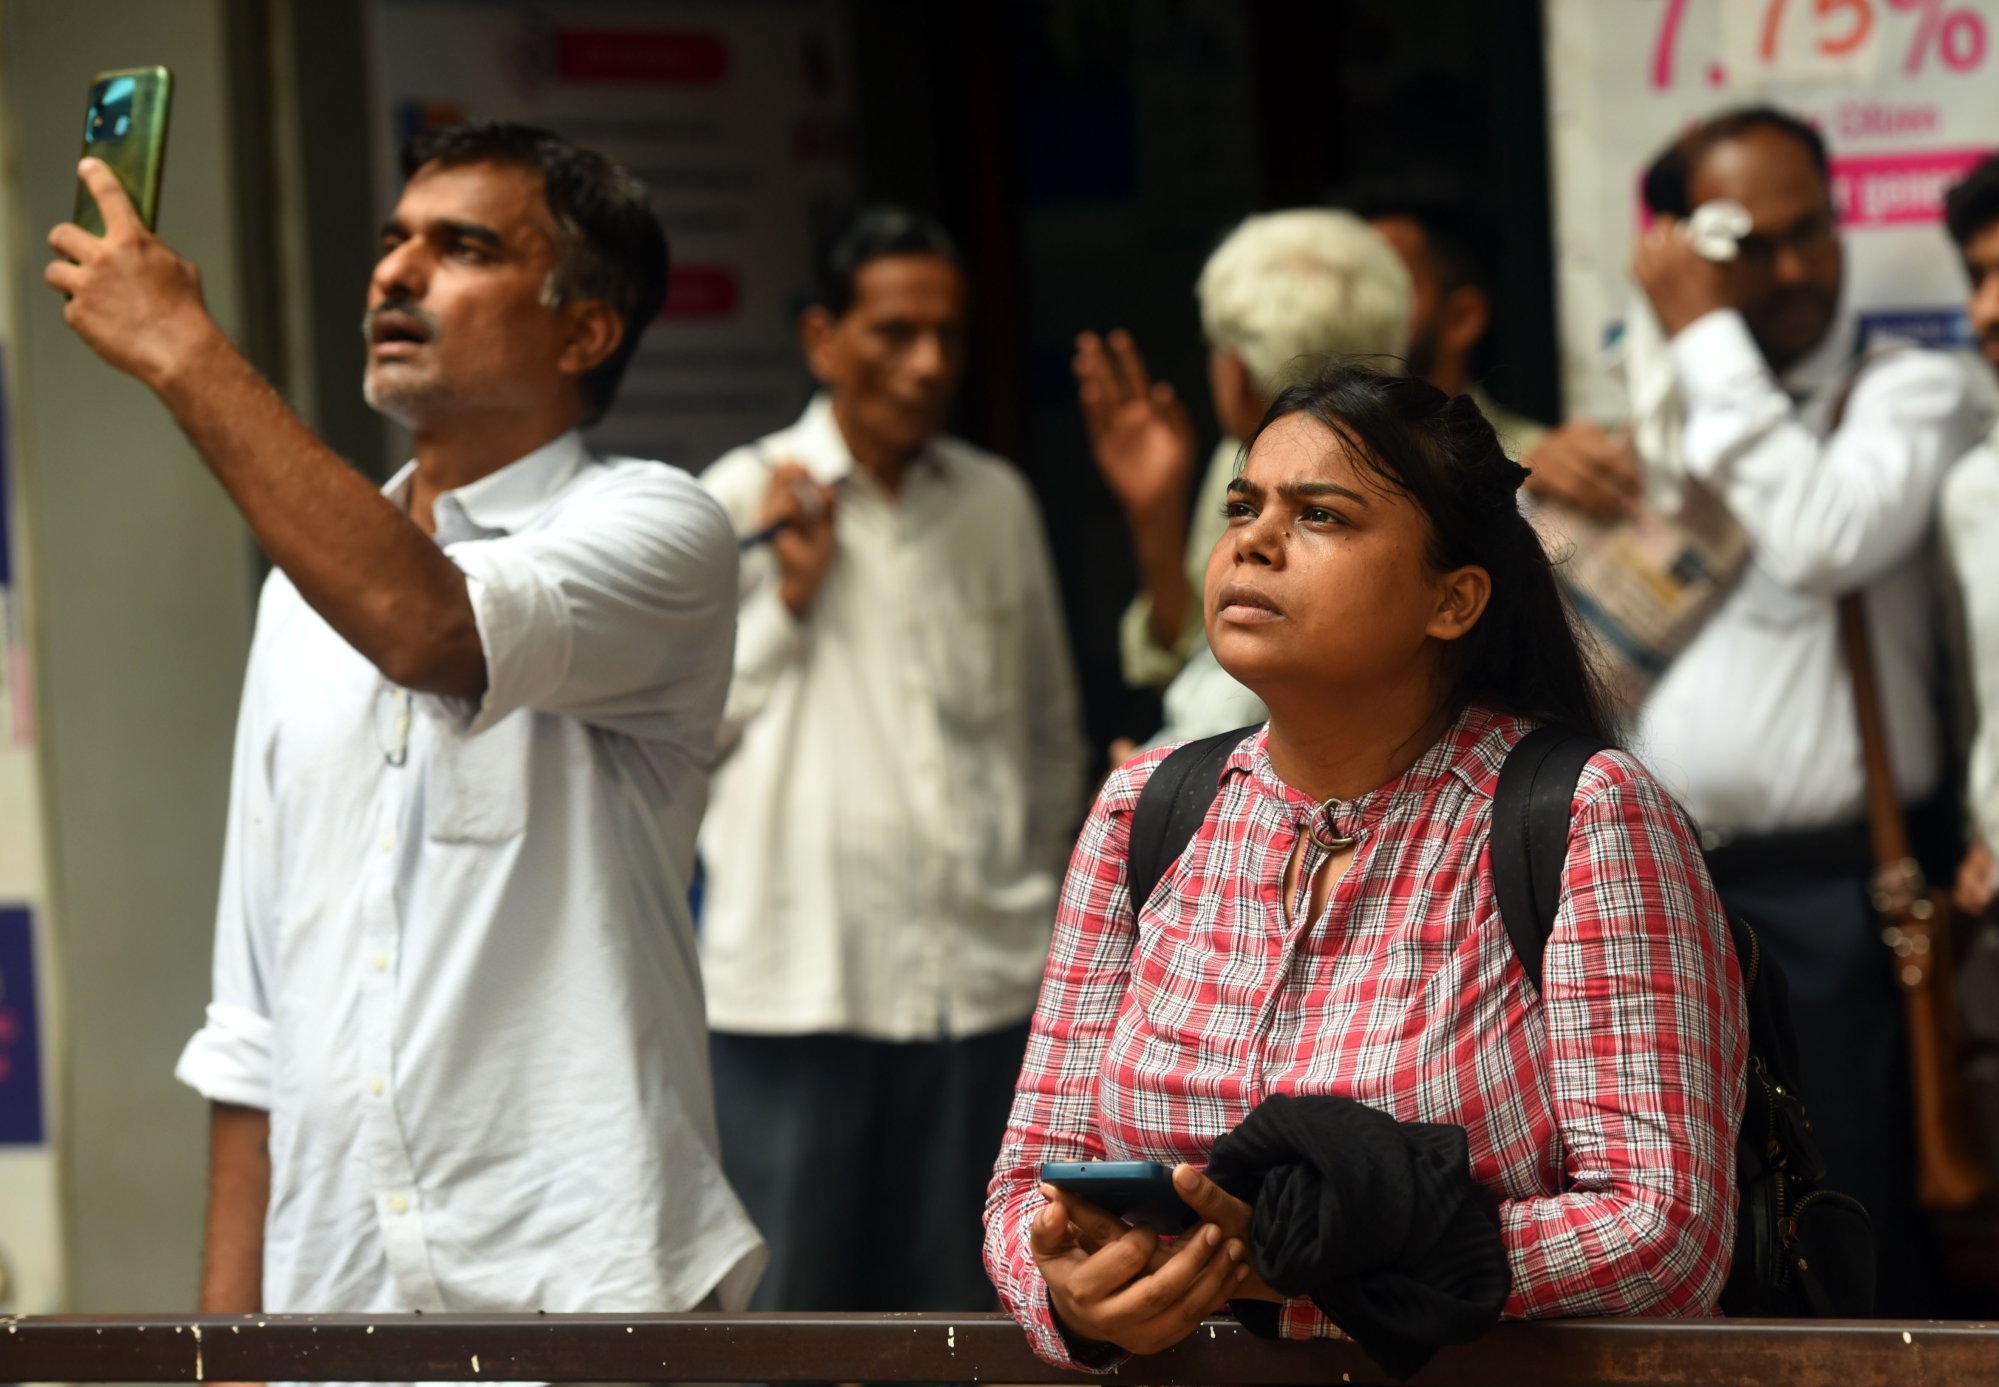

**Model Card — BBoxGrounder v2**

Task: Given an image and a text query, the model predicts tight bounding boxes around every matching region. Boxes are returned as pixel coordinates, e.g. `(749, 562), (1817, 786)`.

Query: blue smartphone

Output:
(1039, 1159), (1199, 1235)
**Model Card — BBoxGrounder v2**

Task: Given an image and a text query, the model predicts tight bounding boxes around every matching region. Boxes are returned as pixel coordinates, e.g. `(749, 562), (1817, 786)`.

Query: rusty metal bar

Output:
(4, 1311), (1998, 1385)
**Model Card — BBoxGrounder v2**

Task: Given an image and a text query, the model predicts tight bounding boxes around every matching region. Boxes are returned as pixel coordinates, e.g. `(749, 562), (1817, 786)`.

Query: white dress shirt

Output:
(1635, 309), (1979, 834)
(1943, 413), (1999, 847)
(698, 395), (1087, 1041)
(175, 433), (766, 1346)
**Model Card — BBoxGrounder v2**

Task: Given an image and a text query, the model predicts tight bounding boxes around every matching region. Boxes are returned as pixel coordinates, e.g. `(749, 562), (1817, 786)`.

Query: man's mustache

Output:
(360, 298), (443, 345)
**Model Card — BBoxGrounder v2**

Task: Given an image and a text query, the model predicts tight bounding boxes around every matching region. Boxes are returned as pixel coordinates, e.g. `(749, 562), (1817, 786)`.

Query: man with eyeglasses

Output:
(46, 122), (765, 1353)
(1623, 105), (1980, 1315)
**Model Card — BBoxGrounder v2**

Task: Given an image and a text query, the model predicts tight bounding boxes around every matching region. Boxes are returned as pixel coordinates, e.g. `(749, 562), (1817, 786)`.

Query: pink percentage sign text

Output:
(1889, 0), (1989, 72)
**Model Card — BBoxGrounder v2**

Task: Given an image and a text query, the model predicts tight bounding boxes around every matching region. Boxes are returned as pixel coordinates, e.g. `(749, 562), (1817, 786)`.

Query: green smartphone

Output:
(74, 65), (173, 234)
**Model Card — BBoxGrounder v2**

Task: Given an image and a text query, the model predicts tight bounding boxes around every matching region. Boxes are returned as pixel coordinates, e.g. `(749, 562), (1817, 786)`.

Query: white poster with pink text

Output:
(1545, 0), (1999, 420)
(368, 0), (859, 472)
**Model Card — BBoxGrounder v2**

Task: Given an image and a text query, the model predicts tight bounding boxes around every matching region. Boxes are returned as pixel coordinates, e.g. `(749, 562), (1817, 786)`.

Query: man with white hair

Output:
(1076, 209), (1412, 748)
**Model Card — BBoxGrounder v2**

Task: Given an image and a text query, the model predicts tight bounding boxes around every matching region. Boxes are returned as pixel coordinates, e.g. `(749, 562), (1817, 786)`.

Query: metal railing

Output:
(4, 1311), (1998, 1385)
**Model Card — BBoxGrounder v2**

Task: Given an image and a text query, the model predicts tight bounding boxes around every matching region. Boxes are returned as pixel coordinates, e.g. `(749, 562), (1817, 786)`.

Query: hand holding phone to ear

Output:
(44, 158), (223, 391)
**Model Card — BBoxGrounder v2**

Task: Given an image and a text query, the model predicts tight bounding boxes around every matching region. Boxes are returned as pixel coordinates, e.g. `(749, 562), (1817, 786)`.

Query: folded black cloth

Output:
(1203, 1093), (1511, 1379)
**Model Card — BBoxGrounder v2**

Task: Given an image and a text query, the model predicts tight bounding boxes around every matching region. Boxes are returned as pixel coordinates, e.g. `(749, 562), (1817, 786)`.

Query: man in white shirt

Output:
(46, 122), (764, 1349)
(1942, 157), (1999, 913)
(1626, 106), (1980, 1314)
(698, 207), (1087, 1314)
(1077, 210), (1412, 755)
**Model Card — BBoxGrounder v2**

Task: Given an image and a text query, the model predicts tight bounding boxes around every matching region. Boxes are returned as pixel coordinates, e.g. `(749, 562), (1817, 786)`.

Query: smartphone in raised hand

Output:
(75, 66), (173, 234)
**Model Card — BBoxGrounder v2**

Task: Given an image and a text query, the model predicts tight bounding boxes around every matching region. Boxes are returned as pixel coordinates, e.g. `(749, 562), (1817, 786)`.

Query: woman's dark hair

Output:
(1641, 105), (1829, 218)
(1945, 153), (1999, 253)
(1248, 365), (1618, 744)
(402, 121), (667, 427)
(812, 206), (961, 318)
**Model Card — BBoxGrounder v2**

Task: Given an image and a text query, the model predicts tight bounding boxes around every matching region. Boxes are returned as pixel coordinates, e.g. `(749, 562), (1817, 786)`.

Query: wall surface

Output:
(1, 0), (261, 1310)
(0, 9), (63, 1309)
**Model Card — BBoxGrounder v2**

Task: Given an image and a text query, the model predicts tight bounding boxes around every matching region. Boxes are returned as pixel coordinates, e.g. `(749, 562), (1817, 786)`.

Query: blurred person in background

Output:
(1626, 105), (1981, 1314)
(1339, 171), (1551, 461)
(1940, 153), (1999, 915)
(698, 206), (1087, 1316)
(46, 120), (764, 1349)
(1078, 210), (1412, 756)
(1342, 171), (1674, 524)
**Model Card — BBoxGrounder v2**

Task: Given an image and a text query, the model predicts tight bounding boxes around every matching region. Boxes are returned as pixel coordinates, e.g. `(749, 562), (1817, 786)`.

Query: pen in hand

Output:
(740, 473), (830, 549)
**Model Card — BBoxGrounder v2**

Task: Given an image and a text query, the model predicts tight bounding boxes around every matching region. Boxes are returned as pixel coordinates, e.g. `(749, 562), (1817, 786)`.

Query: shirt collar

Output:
(1231, 704), (1513, 828)
(1777, 308), (1861, 401)
(789, 392), (950, 488)
(383, 431), (590, 542)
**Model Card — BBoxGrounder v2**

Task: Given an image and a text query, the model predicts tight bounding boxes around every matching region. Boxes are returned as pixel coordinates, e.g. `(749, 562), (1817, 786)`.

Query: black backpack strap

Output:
(1490, 726), (1608, 989)
(1125, 725), (1260, 917)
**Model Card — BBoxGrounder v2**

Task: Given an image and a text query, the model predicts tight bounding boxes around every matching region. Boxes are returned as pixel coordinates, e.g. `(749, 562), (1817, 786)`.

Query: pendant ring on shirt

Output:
(1307, 802), (1356, 852)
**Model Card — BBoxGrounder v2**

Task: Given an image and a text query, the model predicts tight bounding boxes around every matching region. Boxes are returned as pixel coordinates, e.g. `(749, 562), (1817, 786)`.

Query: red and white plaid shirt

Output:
(984, 707), (1746, 1368)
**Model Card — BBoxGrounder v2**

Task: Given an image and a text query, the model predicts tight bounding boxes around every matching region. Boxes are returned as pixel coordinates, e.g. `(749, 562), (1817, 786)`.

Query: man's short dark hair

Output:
(401, 121), (667, 427)
(1336, 171), (1497, 294)
(1945, 153), (1999, 253)
(812, 206), (960, 318)
(1641, 105), (1831, 218)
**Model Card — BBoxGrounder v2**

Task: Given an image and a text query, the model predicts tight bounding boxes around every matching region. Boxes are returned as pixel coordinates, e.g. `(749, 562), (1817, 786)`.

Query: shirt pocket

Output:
(426, 712), (531, 843)
(928, 591), (1022, 732)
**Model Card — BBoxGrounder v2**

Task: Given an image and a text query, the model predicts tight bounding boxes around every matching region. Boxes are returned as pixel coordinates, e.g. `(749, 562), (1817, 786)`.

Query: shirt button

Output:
(380, 835), (395, 854)
(369, 953), (389, 973)
(389, 1194), (410, 1215)
(368, 1076), (386, 1096)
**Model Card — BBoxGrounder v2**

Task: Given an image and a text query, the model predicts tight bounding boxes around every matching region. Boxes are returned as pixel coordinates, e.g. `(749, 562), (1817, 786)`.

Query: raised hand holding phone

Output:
(46, 158), (221, 391)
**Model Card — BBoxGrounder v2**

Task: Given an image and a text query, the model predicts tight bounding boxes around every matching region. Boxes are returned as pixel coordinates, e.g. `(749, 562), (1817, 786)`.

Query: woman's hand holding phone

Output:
(1031, 1181), (1246, 1356)
(1055, 1166), (1282, 1299)
(1031, 1162), (1288, 1356)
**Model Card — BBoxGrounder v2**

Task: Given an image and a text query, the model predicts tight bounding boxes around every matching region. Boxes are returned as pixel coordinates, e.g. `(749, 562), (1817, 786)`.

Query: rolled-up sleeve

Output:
(175, 581), (283, 1109)
(176, 1002), (274, 1108)
(428, 466), (739, 739)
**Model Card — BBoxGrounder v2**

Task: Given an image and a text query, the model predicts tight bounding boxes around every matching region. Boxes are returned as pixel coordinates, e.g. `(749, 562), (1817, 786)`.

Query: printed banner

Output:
(369, 0), (859, 471)
(1545, 0), (1999, 420)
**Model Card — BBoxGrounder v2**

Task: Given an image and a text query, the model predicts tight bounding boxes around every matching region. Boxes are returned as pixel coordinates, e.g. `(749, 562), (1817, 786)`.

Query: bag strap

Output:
(1822, 337), (1921, 902)
(1490, 726), (1608, 990)
(1838, 597), (1919, 889)
(1125, 725), (1259, 916)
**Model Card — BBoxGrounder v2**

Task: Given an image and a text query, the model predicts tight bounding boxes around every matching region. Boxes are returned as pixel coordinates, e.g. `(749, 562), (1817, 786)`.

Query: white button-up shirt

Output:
(175, 433), (766, 1338)
(1635, 308), (1980, 833)
(697, 395), (1087, 1041)
(1943, 410), (1999, 847)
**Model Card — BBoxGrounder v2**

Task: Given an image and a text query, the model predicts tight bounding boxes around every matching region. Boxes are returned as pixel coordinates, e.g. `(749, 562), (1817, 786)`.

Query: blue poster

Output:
(0, 906), (44, 1144)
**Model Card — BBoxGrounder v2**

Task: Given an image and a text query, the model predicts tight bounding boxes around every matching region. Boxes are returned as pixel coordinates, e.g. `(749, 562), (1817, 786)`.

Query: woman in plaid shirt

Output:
(984, 365), (1747, 1370)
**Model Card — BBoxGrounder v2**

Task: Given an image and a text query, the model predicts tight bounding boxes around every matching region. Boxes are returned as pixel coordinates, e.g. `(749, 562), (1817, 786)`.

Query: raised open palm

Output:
(1075, 329), (1197, 519)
